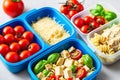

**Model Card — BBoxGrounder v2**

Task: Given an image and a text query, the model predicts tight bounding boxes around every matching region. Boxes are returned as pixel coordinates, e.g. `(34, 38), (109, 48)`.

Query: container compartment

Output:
(0, 19), (45, 73)
(87, 18), (120, 65)
(28, 38), (101, 80)
(25, 7), (76, 46)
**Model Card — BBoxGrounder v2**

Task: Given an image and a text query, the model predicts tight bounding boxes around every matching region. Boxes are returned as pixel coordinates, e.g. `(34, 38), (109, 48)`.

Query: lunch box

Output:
(0, 7), (76, 73)
(87, 18), (120, 65)
(71, 2), (120, 50)
(28, 38), (102, 80)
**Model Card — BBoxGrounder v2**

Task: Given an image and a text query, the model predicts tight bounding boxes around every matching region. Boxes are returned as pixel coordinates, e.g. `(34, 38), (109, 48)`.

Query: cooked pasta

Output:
(90, 23), (120, 55)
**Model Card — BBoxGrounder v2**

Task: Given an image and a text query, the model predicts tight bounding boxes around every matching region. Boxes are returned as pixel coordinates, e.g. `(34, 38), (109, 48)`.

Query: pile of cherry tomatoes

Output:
(73, 15), (106, 34)
(0, 25), (41, 63)
(60, 0), (84, 19)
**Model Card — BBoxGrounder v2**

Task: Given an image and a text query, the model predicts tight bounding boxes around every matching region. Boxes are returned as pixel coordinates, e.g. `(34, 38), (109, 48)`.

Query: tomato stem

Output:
(12, 0), (20, 2)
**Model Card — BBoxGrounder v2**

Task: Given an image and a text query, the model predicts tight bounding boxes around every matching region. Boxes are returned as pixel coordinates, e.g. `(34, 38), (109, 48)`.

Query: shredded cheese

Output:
(32, 17), (70, 45)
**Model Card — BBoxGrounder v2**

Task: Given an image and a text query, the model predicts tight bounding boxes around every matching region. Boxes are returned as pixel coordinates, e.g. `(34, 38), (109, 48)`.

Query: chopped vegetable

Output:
(82, 54), (93, 68)
(47, 53), (60, 63)
(70, 65), (77, 72)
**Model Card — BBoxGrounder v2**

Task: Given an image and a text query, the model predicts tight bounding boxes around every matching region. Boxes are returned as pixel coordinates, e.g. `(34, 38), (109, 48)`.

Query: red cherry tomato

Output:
(67, 78), (73, 80)
(22, 31), (34, 42)
(3, 26), (14, 35)
(47, 75), (59, 80)
(70, 49), (82, 60)
(90, 21), (100, 29)
(80, 25), (90, 34)
(4, 34), (15, 44)
(60, 5), (71, 15)
(74, 17), (84, 28)
(68, 10), (77, 19)
(14, 25), (25, 35)
(28, 43), (41, 54)
(76, 67), (87, 79)
(96, 17), (105, 25)
(20, 50), (31, 60)
(76, 3), (84, 12)
(2, 0), (24, 17)
(0, 34), (5, 44)
(5, 51), (20, 63)
(83, 16), (93, 25)
(18, 39), (30, 50)
(0, 44), (10, 56)
(68, 0), (79, 5)
(9, 42), (20, 52)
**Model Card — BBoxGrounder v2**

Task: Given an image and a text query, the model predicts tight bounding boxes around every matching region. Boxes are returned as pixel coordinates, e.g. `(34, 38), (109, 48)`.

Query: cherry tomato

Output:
(76, 3), (84, 12)
(2, 0), (24, 17)
(47, 75), (59, 80)
(76, 67), (87, 79)
(90, 21), (100, 29)
(96, 17), (105, 25)
(20, 50), (31, 60)
(74, 17), (84, 28)
(4, 34), (15, 44)
(67, 78), (73, 80)
(80, 25), (90, 34)
(9, 42), (20, 52)
(68, 10), (77, 19)
(3, 26), (14, 35)
(22, 31), (34, 42)
(83, 16), (94, 25)
(68, 0), (79, 5)
(60, 5), (71, 15)
(70, 49), (82, 60)
(5, 51), (20, 63)
(14, 25), (25, 35)
(18, 39), (30, 50)
(0, 34), (5, 44)
(0, 44), (10, 56)
(28, 43), (41, 54)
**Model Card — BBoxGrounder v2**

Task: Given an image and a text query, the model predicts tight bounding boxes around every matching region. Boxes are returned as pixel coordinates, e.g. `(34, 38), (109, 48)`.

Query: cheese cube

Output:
(68, 46), (75, 53)
(37, 72), (44, 79)
(63, 68), (73, 78)
(56, 57), (64, 66)
(83, 65), (90, 72)
(45, 64), (52, 70)
(64, 59), (74, 67)
(61, 50), (70, 58)
(55, 66), (63, 76)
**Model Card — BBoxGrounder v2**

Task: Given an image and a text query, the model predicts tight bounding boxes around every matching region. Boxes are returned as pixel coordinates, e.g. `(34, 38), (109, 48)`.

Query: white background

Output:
(0, 0), (120, 80)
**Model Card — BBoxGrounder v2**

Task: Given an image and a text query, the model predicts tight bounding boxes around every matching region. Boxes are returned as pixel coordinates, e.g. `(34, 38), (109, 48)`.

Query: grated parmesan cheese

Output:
(31, 17), (70, 45)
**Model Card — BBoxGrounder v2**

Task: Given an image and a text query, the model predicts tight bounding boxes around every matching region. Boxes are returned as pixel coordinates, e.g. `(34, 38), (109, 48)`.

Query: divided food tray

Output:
(0, 7), (76, 73)
(28, 38), (102, 80)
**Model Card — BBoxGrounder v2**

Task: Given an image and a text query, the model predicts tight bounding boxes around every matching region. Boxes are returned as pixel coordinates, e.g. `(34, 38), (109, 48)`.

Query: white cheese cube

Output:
(45, 64), (52, 70)
(63, 68), (73, 79)
(56, 57), (65, 66)
(83, 65), (90, 72)
(55, 66), (63, 76)
(68, 46), (75, 53)
(64, 59), (74, 67)
(37, 72), (44, 79)
(61, 50), (70, 58)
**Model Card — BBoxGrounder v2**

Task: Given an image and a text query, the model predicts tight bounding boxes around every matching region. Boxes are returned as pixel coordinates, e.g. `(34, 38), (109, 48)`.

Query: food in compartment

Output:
(90, 22), (120, 54)
(0, 25), (41, 63)
(31, 17), (70, 45)
(73, 4), (117, 34)
(33, 46), (95, 80)
(60, 0), (84, 19)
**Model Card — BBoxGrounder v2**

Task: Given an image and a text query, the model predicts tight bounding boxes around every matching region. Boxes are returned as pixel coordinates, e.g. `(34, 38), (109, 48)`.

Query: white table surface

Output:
(0, 0), (120, 80)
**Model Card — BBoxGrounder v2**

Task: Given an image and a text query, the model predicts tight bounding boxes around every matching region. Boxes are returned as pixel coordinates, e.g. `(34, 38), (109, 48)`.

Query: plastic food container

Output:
(0, 7), (76, 73)
(28, 38), (102, 80)
(87, 18), (120, 65)
(71, 2), (120, 48)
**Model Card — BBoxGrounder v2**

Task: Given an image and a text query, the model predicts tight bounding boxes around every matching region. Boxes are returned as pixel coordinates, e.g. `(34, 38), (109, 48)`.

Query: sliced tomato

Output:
(70, 49), (82, 60)
(67, 78), (73, 80)
(76, 67), (87, 79)
(47, 75), (59, 80)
